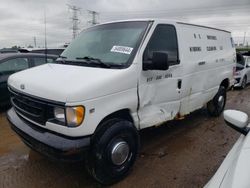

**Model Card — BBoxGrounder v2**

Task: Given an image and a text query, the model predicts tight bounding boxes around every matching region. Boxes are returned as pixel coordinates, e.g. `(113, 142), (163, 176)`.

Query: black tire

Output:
(241, 76), (247, 89)
(207, 86), (227, 117)
(86, 118), (139, 185)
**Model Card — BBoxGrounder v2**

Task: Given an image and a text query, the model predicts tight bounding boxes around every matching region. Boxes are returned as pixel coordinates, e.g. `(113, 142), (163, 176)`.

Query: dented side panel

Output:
(138, 66), (182, 129)
(135, 22), (182, 129)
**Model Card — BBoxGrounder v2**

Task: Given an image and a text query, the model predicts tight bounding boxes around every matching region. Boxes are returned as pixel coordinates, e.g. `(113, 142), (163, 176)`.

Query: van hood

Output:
(8, 63), (137, 103)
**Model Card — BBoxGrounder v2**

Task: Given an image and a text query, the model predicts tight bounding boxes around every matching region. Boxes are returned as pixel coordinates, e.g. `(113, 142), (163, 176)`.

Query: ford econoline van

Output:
(7, 19), (236, 184)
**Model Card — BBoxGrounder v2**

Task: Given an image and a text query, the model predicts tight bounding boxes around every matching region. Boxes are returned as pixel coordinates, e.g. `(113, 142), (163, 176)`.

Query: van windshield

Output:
(59, 21), (150, 68)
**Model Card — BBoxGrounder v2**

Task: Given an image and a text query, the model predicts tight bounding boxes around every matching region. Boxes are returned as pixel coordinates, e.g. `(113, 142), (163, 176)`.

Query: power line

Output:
(67, 4), (81, 39)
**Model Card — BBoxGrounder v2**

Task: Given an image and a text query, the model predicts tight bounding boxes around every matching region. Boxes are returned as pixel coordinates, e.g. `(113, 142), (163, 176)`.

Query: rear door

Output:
(138, 24), (182, 129)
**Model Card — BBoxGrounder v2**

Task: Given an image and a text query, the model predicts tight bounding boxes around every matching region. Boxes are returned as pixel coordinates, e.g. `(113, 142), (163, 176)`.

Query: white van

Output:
(7, 19), (236, 184)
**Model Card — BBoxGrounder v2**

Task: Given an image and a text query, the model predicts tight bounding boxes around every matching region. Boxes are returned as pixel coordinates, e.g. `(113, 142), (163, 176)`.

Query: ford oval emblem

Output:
(20, 84), (25, 90)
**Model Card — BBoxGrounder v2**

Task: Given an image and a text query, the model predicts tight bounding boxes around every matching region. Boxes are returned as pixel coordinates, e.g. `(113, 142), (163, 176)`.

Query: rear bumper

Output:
(7, 107), (91, 162)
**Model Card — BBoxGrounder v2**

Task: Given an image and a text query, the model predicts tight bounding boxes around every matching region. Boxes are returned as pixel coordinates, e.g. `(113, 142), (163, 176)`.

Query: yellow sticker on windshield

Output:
(111, 45), (133, 55)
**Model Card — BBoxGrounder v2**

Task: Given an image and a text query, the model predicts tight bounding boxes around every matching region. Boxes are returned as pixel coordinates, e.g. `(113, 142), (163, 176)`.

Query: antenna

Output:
(243, 32), (246, 47)
(44, 9), (48, 62)
(67, 4), (81, 39)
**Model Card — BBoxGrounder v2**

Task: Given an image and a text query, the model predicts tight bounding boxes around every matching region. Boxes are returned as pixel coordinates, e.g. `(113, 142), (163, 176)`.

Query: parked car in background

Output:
(0, 48), (65, 56)
(29, 48), (65, 56)
(234, 53), (250, 89)
(0, 49), (19, 54)
(241, 50), (250, 56)
(205, 109), (250, 188)
(0, 53), (57, 106)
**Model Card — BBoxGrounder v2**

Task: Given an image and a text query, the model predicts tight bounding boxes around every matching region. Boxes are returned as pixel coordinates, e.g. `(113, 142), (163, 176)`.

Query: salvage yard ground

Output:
(0, 87), (250, 188)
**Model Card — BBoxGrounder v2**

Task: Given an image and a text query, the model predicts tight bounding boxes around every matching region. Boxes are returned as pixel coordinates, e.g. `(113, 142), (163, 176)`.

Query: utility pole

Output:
(33, 36), (37, 48)
(67, 4), (81, 39)
(243, 32), (246, 47)
(87, 10), (99, 25)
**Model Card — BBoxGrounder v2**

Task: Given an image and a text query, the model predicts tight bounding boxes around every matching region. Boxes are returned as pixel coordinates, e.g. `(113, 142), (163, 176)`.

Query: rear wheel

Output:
(241, 76), (247, 89)
(86, 118), (139, 185)
(207, 86), (226, 117)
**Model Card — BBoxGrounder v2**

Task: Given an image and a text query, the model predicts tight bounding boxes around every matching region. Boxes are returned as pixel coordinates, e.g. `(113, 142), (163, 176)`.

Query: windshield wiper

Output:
(76, 56), (111, 68)
(56, 55), (68, 63)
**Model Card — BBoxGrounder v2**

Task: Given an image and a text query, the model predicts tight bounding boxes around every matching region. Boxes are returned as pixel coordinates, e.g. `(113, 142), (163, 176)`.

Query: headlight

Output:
(54, 107), (65, 123)
(53, 106), (85, 127)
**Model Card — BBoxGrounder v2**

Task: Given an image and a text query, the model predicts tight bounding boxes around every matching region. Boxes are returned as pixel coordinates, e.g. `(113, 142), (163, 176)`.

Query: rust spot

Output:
(175, 113), (185, 120)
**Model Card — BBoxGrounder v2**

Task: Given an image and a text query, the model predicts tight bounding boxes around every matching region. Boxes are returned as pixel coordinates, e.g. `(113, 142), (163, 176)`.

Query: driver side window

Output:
(143, 24), (179, 66)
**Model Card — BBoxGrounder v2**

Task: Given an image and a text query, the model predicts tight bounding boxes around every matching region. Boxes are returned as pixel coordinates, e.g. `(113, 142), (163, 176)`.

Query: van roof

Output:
(95, 19), (231, 33)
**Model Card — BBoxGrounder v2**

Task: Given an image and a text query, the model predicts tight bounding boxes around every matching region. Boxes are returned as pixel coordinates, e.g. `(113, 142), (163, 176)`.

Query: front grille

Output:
(9, 88), (56, 125)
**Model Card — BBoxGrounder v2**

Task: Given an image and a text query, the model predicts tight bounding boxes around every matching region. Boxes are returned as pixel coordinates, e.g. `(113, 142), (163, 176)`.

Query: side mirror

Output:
(143, 52), (169, 71)
(224, 110), (249, 135)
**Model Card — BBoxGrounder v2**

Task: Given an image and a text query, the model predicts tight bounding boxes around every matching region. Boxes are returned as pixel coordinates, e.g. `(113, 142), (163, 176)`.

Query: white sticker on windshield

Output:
(111, 46), (133, 55)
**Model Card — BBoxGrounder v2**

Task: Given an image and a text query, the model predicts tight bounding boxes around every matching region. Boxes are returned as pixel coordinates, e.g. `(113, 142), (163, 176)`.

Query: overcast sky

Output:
(0, 0), (249, 49)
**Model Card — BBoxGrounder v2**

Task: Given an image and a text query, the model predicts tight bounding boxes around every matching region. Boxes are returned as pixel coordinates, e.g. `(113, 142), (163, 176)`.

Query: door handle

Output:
(177, 79), (182, 89)
(198, 61), (206, 66)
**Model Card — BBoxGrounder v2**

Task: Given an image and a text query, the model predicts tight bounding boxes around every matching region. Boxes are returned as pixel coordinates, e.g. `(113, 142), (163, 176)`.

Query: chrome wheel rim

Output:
(111, 141), (130, 166)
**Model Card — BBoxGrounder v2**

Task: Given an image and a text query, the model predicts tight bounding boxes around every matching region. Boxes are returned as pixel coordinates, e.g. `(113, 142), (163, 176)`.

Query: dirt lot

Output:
(0, 87), (249, 188)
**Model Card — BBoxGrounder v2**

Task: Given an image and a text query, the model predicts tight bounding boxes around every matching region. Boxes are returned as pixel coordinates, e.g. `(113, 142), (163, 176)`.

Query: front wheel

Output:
(207, 86), (226, 117)
(86, 118), (139, 185)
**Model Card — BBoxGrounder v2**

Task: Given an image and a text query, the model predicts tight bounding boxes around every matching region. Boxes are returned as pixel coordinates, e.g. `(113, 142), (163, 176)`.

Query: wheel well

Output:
(101, 109), (133, 123)
(92, 109), (135, 141)
(220, 79), (230, 90)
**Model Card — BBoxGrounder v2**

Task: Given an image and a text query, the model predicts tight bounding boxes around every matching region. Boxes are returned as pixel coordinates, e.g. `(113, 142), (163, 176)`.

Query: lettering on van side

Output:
(207, 46), (217, 51)
(165, 73), (172, 78)
(147, 77), (153, 82)
(156, 75), (162, 80)
(146, 73), (172, 83)
(207, 35), (217, 40)
(216, 58), (225, 63)
(190, 47), (201, 52)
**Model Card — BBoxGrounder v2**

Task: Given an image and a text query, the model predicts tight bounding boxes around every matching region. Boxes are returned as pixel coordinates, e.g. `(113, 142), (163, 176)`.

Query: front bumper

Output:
(7, 108), (91, 162)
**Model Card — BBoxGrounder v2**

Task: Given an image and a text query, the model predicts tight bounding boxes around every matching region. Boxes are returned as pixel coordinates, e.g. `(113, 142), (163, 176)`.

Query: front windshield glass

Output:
(60, 21), (149, 68)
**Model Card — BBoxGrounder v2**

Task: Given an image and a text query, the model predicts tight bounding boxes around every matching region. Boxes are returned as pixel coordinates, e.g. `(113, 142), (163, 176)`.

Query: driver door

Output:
(138, 24), (182, 129)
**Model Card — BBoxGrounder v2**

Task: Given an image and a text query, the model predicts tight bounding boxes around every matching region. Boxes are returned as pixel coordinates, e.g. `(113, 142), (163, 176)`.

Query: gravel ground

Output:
(0, 87), (249, 188)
